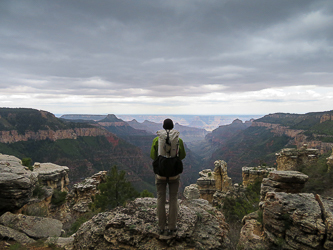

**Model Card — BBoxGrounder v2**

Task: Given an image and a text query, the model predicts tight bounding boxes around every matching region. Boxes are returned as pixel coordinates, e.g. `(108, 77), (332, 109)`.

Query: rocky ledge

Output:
(0, 154), (38, 213)
(73, 197), (231, 249)
(33, 162), (70, 192)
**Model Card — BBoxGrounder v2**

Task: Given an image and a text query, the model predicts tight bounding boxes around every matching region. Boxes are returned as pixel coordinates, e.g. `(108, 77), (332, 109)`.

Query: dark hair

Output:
(163, 118), (174, 130)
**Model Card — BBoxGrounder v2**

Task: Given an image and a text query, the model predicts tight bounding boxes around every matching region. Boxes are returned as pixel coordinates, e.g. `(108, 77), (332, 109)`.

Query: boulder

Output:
(0, 154), (38, 213)
(73, 197), (230, 249)
(33, 162), (69, 192)
(0, 212), (63, 239)
(263, 192), (325, 249)
(183, 184), (200, 200)
(260, 171), (308, 201)
(238, 218), (268, 250)
(0, 225), (35, 244)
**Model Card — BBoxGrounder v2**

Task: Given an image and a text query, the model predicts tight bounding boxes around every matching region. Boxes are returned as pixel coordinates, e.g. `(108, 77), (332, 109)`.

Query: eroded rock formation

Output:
(0, 154), (38, 213)
(33, 162), (70, 192)
(242, 166), (275, 187)
(67, 171), (107, 213)
(73, 198), (231, 249)
(260, 170), (309, 201)
(276, 144), (319, 171)
(183, 184), (200, 200)
(196, 160), (232, 203)
(0, 212), (63, 239)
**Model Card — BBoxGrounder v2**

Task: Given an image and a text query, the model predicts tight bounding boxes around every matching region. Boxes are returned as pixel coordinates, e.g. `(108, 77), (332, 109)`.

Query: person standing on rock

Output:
(150, 118), (186, 235)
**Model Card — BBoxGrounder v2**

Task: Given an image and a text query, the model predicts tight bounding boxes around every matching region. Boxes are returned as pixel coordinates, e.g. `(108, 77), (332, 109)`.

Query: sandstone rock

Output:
(46, 236), (74, 250)
(0, 212), (63, 239)
(0, 154), (38, 213)
(242, 166), (275, 187)
(238, 218), (268, 250)
(183, 184), (200, 200)
(316, 195), (333, 249)
(73, 197), (230, 249)
(260, 171), (308, 201)
(0, 225), (35, 244)
(276, 146), (319, 171)
(197, 169), (216, 203)
(33, 162), (69, 192)
(214, 160), (232, 192)
(67, 171), (107, 213)
(197, 160), (232, 203)
(268, 170), (308, 183)
(263, 192), (325, 249)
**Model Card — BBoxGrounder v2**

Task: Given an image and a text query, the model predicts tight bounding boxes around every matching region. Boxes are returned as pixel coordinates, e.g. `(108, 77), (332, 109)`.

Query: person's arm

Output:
(150, 137), (159, 160)
(178, 138), (186, 160)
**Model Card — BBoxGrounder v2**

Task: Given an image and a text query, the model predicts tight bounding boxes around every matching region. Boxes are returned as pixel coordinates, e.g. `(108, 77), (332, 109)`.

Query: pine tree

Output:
(94, 165), (139, 211)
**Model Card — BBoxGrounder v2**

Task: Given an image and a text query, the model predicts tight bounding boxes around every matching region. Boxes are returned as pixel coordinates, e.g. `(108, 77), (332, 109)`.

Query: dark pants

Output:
(155, 175), (180, 230)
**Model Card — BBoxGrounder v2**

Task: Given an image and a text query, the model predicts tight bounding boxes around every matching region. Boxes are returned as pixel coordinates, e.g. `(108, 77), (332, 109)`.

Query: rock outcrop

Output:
(33, 162), (70, 192)
(242, 166), (275, 187)
(67, 171), (107, 213)
(0, 224), (36, 245)
(196, 160), (232, 203)
(260, 170), (308, 201)
(0, 212), (63, 239)
(263, 192), (325, 249)
(183, 184), (200, 200)
(0, 154), (38, 213)
(197, 169), (216, 203)
(276, 145), (319, 171)
(73, 197), (231, 249)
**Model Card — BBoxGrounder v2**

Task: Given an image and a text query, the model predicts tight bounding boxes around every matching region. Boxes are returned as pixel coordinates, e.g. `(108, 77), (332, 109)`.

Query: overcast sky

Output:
(1, 0), (333, 115)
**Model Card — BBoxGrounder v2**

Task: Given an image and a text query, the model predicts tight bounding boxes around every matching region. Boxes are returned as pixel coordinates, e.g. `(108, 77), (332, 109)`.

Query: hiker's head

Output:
(163, 118), (174, 130)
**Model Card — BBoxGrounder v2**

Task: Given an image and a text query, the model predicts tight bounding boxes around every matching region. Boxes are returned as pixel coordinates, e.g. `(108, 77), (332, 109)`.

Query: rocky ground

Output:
(73, 197), (230, 249)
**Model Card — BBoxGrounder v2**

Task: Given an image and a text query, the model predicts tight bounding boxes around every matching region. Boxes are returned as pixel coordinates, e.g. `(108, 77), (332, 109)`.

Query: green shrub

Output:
(69, 211), (96, 235)
(51, 189), (67, 206)
(257, 209), (263, 224)
(22, 204), (48, 217)
(22, 157), (33, 171)
(33, 182), (47, 199)
(139, 189), (154, 198)
(92, 165), (139, 211)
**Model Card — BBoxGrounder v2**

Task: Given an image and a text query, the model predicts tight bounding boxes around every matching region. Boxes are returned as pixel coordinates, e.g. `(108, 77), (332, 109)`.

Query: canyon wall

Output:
(0, 127), (119, 145)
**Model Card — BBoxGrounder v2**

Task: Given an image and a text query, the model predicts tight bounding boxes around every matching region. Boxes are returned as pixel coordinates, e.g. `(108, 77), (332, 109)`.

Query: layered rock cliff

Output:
(0, 127), (118, 145)
(238, 170), (333, 250)
(0, 154), (38, 214)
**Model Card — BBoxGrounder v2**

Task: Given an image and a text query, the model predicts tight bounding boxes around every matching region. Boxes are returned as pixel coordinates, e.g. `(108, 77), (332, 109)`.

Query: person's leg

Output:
(168, 177), (180, 230)
(155, 177), (167, 231)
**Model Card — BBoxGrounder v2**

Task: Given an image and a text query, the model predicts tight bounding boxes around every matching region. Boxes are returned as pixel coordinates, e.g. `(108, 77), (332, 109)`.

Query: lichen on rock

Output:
(73, 197), (230, 249)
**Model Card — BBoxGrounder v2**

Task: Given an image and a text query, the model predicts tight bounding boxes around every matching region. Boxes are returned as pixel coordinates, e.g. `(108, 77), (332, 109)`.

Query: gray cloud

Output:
(1, 0), (333, 114)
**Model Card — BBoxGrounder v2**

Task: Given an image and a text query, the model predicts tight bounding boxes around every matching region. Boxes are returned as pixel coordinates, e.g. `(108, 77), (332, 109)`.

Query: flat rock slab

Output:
(268, 171), (308, 183)
(0, 212), (63, 239)
(0, 225), (35, 244)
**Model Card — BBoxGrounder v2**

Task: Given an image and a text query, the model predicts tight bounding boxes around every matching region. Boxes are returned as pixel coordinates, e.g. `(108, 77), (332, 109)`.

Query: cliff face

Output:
(251, 121), (304, 137)
(0, 127), (118, 145)
(238, 170), (333, 250)
(0, 154), (38, 214)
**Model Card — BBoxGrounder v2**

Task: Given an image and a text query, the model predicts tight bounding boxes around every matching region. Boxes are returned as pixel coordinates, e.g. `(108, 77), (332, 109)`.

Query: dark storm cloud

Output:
(1, 0), (333, 100)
